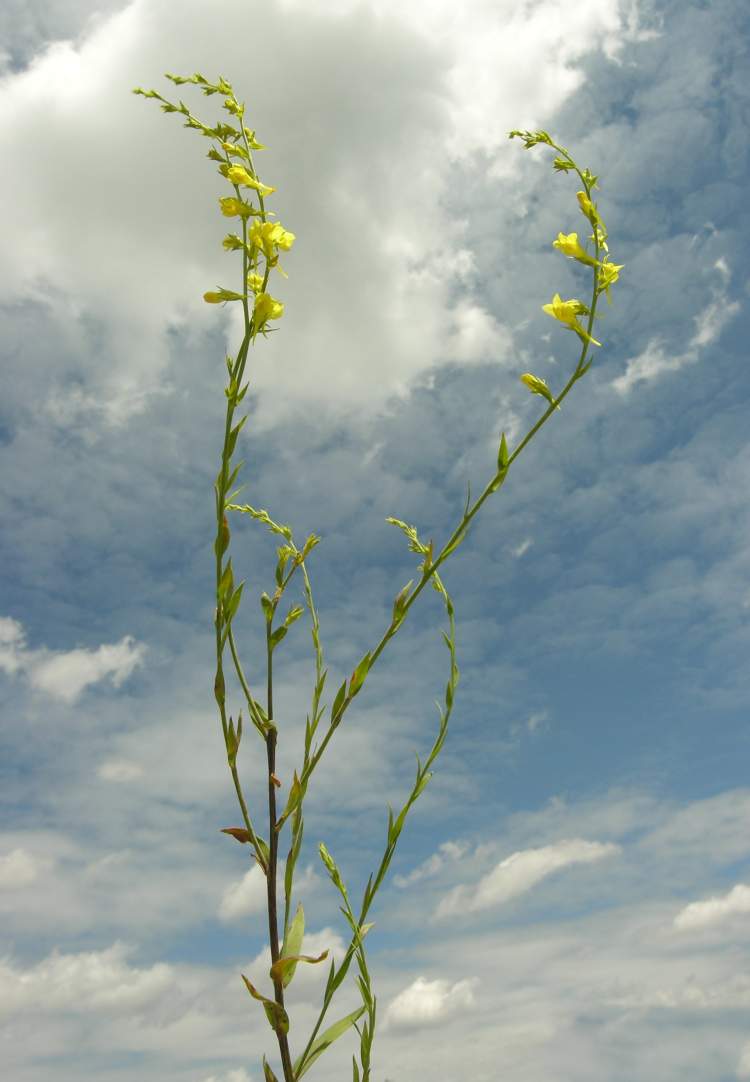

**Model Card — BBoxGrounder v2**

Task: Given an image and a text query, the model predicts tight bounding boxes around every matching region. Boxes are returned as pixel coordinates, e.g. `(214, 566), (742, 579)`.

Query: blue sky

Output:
(1, 1), (749, 1080)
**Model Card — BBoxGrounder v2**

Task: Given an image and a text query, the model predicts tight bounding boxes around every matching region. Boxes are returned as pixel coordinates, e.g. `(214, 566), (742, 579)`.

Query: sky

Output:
(0, 0), (749, 1080)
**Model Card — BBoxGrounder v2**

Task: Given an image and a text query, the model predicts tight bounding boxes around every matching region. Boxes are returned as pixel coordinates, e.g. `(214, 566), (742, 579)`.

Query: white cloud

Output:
(97, 759), (144, 782)
(394, 840), (469, 888)
(218, 864), (268, 922)
(435, 838), (619, 918)
(0, 0), (637, 432)
(511, 538), (533, 558)
(525, 710), (547, 734)
(0, 614), (146, 703)
(0, 848), (40, 888)
(199, 1071), (253, 1082)
(738, 1040), (750, 1079)
(0, 942), (174, 1018)
(0, 616), (26, 675)
(383, 974), (478, 1031)
(611, 290), (740, 395)
(674, 883), (750, 932)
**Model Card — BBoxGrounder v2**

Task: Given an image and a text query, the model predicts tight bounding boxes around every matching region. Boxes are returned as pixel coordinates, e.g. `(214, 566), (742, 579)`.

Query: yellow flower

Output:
(247, 273), (264, 293)
(226, 165), (275, 197)
(204, 288), (246, 304)
(249, 220), (296, 261)
(576, 190), (598, 225)
(552, 232), (596, 266)
(597, 260), (624, 302)
(253, 292), (284, 325)
(520, 373), (559, 409)
(542, 293), (601, 347)
(542, 293), (584, 326)
(219, 196), (254, 219)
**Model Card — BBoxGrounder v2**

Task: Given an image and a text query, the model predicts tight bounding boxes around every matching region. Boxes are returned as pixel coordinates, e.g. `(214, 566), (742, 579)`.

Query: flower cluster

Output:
(508, 128), (623, 410)
(132, 72), (296, 334)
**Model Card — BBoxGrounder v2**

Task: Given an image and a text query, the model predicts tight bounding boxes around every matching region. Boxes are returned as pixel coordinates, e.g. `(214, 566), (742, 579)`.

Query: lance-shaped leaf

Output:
(276, 770), (302, 833)
(262, 1056), (279, 1082)
(218, 560), (234, 602)
(294, 1006), (366, 1080)
(226, 415), (247, 458)
(226, 713), (242, 766)
(391, 580), (413, 629)
(270, 949), (329, 988)
(498, 432), (509, 471)
(224, 580), (245, 623)
(221, 827), (269, 873)
(214, 514), (230, 558)
(348, 652), (371, 698)
(241, 974), (289, 1035)
(331, 678), (348, 722)
(278, 902), (305, 986)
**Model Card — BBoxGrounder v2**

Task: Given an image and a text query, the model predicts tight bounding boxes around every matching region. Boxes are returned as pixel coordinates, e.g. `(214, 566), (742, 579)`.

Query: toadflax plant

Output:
(132, 72), (623, 1082)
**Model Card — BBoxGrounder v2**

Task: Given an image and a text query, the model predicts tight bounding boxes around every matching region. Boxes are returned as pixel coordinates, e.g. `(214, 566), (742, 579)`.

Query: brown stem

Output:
(266, 642), (295, 1082)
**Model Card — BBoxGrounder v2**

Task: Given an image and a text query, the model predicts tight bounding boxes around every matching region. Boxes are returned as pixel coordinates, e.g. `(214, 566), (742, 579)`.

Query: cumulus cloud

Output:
(674, 883), (750, 932)
(394, 840), (469, 888)
(218, 864), (268, 922)
(435, 838), (619, 919)
(0, 848), (40, 888)
(0, 942), (174, 1018)
(383, 974), (478, 1031)
(0, 615), (145, 703)
(0, 0), (640, 431)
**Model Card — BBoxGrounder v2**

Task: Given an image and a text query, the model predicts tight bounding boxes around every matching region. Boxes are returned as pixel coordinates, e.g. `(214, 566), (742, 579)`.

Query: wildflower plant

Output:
(132, 74), (623, 1082)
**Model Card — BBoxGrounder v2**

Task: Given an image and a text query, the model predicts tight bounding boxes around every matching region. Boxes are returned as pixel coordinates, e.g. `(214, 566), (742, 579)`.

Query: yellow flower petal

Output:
(253, 291), (284, 324)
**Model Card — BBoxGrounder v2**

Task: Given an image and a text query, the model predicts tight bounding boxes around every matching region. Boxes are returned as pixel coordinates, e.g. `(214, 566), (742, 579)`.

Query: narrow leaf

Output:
(331, 679), (347, 721)
(262, 1056), (280, 1082)
(279, 902), (305, 987)
(349, 652), (371, 697)
(241, 974), (289, 1035)
(270, 950), (329, 987)
(498, 431), (509, 469)
(294, 1006), (366, 1079)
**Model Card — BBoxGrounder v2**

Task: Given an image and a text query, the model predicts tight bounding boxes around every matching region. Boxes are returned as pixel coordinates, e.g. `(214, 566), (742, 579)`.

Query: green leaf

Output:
(348, 652), (371, 697)
(278, 902), (305, 986)
(277, 770), (302, 832)
(226, 415), (247, 459)
(391, 580), (413, 628)
(214, 515), (230, 558)
(498, 432), (509, 470)
(218, 560), (234, 602)
(271, 949), (329, 987)
(262, 1056), (279, 1082)
(442, 528), (467, 559)
(241, 974), (289, 1035)
(414, 770), (433, 800)
(270, 625), (288, 648)
(224, 580), (245, 623)
(331, 679), (347, 721)
(294, 1006), (366, 1079)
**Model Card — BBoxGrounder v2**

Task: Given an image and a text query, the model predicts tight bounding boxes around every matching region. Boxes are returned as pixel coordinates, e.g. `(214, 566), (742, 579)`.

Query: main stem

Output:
(266, 633), (295, 1082)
